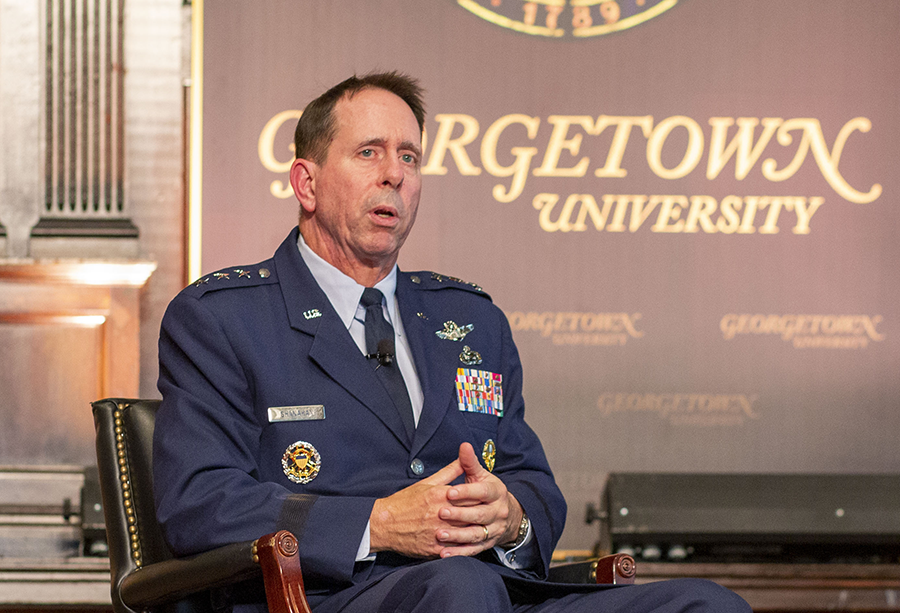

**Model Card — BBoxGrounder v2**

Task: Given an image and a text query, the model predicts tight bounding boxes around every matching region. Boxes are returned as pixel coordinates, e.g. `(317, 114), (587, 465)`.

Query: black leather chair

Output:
(92, 398), (633, 613)
(92, 398), (312, 613)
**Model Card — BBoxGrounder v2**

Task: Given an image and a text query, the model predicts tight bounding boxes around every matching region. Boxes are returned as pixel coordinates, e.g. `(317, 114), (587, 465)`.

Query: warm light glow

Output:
(0, 261), (156, 286)
(188, 0), (204, 282)
(63, 315), (108, 326)
(68, 262), (158, 286)
(0, 312), (108, 326)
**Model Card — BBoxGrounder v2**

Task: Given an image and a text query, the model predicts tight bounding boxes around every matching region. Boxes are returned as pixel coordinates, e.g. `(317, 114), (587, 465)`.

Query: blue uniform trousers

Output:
(312, 556), (750, 613)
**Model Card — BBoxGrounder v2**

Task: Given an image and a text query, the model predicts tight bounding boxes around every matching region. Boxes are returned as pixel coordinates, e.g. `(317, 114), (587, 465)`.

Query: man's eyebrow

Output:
(358, 137), (386, 149)
(400, 140), (423, 158)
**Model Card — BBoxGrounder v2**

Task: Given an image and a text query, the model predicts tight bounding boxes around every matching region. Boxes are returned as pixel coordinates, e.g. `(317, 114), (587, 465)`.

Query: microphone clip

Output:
(367, 339), (395, 369)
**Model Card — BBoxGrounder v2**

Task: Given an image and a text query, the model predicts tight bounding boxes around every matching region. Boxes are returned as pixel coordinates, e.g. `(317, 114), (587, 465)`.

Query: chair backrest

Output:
(92, 398), (173, 613)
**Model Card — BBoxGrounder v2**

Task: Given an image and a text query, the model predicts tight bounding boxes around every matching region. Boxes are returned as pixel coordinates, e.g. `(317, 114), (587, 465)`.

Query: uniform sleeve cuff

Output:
(493, 521), (535, 569)
(356, 520), (376, 562)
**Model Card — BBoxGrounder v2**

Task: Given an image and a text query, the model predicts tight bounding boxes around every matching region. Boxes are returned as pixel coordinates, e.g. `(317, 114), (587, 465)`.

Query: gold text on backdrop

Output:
(720, 314), (884, 349)
(259, 112), (879, 234)
(507, 311), (643, 346)
(531, 194), (823, 234)
(598, 393), (759, 427)
(421, 114), (879, 205)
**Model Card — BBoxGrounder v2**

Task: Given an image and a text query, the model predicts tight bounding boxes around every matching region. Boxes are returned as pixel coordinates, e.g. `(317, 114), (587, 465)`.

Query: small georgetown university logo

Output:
(457, 0), (679, 38)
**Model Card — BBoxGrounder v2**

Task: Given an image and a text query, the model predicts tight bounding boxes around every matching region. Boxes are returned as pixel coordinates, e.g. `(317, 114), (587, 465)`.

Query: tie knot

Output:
(360, 287), (385, 309)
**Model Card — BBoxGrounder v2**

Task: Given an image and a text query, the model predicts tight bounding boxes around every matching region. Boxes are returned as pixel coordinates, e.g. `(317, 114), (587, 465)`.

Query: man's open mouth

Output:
(373, 206), (396, 219)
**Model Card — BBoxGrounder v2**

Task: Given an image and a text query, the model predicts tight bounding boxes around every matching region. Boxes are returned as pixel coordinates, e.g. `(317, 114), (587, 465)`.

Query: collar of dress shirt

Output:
(297, 231), (399, 329)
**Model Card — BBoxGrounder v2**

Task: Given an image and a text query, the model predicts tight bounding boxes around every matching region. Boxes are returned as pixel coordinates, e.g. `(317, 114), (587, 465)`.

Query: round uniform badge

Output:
(282, 441), (321, 484)
(482, 439), (496, 472)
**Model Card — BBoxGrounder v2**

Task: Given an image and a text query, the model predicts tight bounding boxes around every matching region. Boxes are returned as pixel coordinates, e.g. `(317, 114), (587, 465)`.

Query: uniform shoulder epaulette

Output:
(183, 262), (278, 297)
(405, 271), (491, 300)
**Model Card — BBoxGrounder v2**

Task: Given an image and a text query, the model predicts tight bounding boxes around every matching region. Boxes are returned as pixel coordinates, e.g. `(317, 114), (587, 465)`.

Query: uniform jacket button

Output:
(410, 458), (424, 475)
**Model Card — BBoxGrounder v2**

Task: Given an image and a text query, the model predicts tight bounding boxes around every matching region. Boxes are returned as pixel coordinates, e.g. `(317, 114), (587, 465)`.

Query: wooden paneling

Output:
(0, 260), (154, 465)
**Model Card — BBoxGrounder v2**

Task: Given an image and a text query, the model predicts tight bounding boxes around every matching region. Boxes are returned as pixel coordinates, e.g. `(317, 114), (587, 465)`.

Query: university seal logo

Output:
(457, 0), (679, 38)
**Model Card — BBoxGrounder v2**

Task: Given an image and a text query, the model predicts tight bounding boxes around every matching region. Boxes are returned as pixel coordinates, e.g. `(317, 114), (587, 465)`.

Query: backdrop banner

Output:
(201, 0), (899, 550)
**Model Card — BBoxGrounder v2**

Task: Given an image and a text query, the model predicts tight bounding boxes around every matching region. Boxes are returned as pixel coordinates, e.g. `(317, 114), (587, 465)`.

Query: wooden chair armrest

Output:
(120, 530), (311, 613)
(547, 553), (636, 585)
(257, 530), (312, 613)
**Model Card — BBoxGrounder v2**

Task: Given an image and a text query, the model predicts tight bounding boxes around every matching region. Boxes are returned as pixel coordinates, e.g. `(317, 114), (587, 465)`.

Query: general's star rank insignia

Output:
(282, 441), (321, 484)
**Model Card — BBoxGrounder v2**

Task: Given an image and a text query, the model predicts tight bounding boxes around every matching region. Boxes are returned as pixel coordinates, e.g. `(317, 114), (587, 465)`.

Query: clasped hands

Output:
(369, 442), (524, 559)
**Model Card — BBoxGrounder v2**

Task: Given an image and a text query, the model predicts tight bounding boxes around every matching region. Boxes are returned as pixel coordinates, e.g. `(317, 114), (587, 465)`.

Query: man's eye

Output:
(360, 149), (374, 157)
(402, 154), (415, 164)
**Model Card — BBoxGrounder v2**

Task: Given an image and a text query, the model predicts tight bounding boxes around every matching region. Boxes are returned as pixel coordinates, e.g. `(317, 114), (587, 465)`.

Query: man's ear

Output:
(290, 157), (317, 214)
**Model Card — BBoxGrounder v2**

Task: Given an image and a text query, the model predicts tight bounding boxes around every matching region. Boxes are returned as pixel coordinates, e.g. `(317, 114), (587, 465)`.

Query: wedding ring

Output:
(482, 525), (490, 542)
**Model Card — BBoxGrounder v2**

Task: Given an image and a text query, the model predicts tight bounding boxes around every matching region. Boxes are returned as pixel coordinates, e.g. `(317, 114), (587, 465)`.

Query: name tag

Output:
(268, 405), (325, 423)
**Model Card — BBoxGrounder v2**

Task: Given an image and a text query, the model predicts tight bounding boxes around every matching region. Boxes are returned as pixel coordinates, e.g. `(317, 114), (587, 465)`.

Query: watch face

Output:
(457, 0), (680, 39)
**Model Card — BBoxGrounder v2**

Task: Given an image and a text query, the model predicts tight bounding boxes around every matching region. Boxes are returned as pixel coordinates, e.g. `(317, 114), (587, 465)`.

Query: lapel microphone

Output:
(367, 338), (395, 368)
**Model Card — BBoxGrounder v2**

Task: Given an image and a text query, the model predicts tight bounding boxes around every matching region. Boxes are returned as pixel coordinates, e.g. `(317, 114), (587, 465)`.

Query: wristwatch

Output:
(514, 512), (530, 547)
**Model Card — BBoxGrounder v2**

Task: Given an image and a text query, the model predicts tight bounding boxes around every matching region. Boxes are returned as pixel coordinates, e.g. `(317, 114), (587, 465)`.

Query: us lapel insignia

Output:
(282, 441), (321, 484)
(303, 309), (322, 320)
(459, 345), (483, 366)
(436, 321), (474, 341)
(482, 439), (496, 472)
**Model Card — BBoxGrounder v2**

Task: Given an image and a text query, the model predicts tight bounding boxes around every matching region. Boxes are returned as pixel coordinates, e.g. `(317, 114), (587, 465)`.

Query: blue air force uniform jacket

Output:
(153, 227), (567, 604)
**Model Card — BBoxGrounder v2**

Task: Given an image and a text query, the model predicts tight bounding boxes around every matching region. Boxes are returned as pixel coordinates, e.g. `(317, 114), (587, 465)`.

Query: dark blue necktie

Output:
(360, 288), (415, 441)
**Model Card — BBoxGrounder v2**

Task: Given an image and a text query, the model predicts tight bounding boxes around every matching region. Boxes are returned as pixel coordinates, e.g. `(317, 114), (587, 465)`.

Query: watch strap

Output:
(514, 512), (529, 547)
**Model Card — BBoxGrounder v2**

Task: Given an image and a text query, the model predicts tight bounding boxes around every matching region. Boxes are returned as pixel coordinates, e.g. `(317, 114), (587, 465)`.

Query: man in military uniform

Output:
(154, 72), (749, 613)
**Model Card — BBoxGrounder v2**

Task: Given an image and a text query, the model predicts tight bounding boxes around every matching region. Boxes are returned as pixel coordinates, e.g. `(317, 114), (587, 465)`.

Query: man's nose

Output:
(381, 155), (404, 188)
